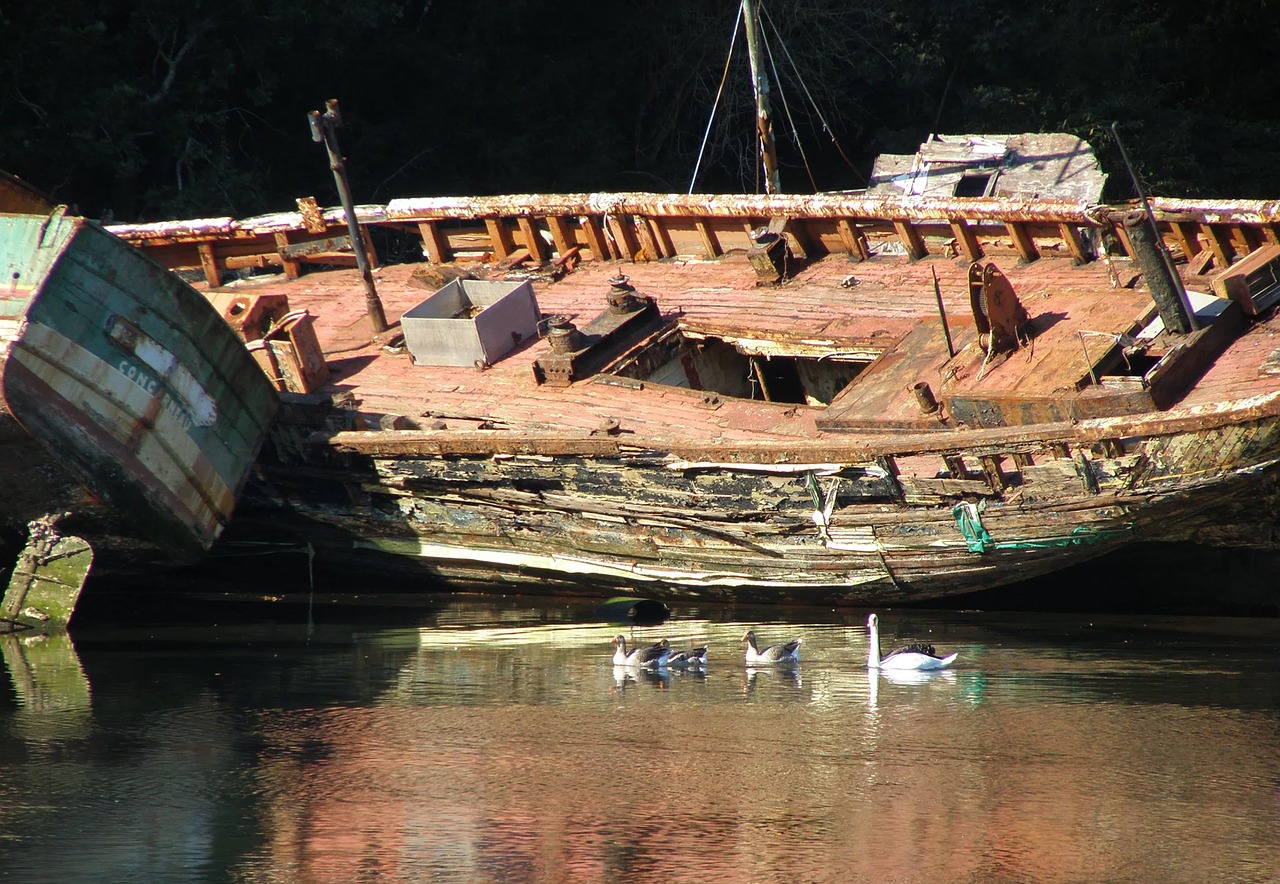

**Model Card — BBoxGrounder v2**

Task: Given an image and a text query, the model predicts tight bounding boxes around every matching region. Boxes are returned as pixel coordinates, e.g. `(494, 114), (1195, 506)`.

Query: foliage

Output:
(1, 0), (1277, 221)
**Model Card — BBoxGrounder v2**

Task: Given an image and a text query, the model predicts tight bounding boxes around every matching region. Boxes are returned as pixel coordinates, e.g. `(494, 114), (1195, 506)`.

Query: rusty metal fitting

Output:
(606, 274), (640, 314)
(546, 317), (582, 353)
(912, 381), (940, 414)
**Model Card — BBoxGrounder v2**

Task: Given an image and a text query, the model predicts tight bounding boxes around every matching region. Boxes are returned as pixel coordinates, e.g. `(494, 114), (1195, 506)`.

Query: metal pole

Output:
(309, 99), (388, 334)
(740, 0), (781, 195)
(931, 265), (955, 358)
(1110, 122), (1197, 331)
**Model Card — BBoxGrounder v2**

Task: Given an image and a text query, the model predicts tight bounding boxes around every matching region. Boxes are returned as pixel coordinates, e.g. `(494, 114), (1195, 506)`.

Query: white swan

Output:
(742, 630), (801, 664)
(866, 613), (957, 671)
(611, 634), (670, 669)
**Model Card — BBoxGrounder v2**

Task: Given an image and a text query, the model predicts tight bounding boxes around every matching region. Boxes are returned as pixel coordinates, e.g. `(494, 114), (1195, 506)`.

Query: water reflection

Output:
(744, 663), (803, 693)
(611, 664), (670, 691)
(0, 631), (91, 740)
(1, 598), (1278, 882)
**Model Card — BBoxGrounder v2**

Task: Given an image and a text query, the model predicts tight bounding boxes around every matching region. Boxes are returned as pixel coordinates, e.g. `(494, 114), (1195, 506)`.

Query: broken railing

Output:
(107, 193), (1280, 288)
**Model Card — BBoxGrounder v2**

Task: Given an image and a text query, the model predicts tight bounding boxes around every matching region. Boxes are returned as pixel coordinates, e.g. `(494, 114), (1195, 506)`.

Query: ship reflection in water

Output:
(2, 595), (1280, 881)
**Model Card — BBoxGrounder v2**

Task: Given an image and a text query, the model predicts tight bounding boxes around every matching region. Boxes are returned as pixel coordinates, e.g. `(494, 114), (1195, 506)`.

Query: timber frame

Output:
(108, 193), (1280, 287)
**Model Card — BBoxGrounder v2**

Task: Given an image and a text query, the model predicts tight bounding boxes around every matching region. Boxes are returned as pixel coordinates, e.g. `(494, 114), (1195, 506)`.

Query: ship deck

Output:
(198, 241), (1280, 453)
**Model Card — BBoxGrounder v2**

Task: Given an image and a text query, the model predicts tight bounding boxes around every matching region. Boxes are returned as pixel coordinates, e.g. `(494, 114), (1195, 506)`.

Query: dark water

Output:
(3, 595), (1280, 883)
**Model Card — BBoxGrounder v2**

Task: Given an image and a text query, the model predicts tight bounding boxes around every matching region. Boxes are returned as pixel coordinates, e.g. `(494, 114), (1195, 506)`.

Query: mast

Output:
(308, 99), (388, 334)
(741, 0), (781, 195)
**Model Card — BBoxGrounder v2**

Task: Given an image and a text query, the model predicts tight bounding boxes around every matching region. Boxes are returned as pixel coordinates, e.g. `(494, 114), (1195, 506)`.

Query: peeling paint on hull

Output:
(241, 401), (1280, 605)
(0, 210), (278, 572)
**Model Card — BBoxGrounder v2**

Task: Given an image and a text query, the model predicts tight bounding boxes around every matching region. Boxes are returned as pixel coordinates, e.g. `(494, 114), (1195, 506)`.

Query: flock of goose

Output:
(611, 613), (958, 672)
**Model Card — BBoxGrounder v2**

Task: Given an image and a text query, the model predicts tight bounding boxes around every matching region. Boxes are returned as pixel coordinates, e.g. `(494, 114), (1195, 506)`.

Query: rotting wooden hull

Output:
(106, 142), (1280, 604)
(231, 388), (1280, 605)
(0, 210), (279, 573)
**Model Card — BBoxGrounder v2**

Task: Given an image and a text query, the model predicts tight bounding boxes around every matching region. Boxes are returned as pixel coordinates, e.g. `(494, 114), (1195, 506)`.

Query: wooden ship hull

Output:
(106, 137), (1280, 604)
(0, 210), (279, 585)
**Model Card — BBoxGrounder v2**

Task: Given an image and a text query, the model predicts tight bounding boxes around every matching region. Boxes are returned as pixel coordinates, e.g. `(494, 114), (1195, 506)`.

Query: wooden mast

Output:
(741, 0), (781, 195)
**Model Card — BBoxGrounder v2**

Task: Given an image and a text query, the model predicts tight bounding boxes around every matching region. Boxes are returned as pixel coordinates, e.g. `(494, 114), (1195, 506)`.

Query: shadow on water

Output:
(65, 501), (1280, 631)
(928, 542), (1280, 618)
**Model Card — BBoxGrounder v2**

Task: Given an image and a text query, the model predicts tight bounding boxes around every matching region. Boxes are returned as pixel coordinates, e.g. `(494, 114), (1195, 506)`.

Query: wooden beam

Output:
(274, 232), (302, 279)
(634, 215), (663, 260)
(1169, 221), (1202, 262)
(1189, 249), (1214, 275)
(1056, 222), (1090, 264)
(606, 214), (640, 261)
(1239, 224), (1266, 256)
(485, 217), (516, 260)
(979, 454), (1006, 491)
(516, 216), (549, 264)
(417, 220), (451, 263)
(497, 247), (531, 270)
(949, 218), (983, 263)
(1261, 224), (1280, 247)
(224, 253), (282, 270)
(1110, 222), (1136, 260)
(1201, 222), (1236, 269)
(776, 218), (811, 260)
(695, 220), (722, 258)
(942, 454), (969, 478)
(892, 220), (927, 260)
(296, 196), (327, 234)
(1005, 220), (1039, 262)
(198, 242), (220, 287)
(835, 219), (870, 260)
(545, 215), (576, 258)
(360, 226), (380, 270)
(552, 245), (581, 271)
(647, 217), (676, 258)
(580, 215), (610, 260)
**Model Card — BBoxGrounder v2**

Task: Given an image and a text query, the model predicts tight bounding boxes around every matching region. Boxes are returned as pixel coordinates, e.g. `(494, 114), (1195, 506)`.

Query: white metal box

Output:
(400, 278), (540, 367)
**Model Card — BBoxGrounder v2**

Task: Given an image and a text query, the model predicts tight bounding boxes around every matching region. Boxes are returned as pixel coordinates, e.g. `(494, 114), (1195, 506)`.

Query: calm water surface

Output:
(2, 595), (1279, 882)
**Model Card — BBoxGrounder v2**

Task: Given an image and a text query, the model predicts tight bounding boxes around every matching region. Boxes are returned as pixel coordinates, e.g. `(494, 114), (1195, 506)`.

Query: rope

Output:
(760, 3), (867, 185)
(759, 16), (817, 192)
(951, 502), (1130, 553)
(688, 4), (743, 194)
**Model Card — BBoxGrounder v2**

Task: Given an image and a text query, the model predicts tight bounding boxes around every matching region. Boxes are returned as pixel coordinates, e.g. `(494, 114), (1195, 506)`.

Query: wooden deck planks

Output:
(202, 237), (1280, 451)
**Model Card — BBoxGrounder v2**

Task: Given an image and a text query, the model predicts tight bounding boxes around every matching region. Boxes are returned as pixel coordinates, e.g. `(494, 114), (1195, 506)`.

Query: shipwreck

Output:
(86, 126), (1280, 605)
(0, 186), (279, 626)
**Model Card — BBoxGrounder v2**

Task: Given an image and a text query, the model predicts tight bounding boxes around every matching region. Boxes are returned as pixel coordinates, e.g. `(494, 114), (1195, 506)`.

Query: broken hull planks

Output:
(240, 397), (1280, 604)
(104, 165), (1280, 601)
(0, 211), (278, 570)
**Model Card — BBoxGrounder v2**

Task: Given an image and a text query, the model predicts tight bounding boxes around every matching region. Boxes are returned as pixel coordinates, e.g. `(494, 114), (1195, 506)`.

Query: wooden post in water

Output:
(308, 99), (388, 334)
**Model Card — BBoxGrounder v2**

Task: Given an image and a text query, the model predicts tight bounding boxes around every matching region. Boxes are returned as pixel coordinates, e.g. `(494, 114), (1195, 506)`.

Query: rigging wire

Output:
(760, 4), (867, 186)
(688, 4), (744, 194)
(759, 11), (818, 192)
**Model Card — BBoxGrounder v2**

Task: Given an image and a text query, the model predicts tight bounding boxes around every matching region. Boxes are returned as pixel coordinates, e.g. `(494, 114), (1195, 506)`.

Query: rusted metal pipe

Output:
(912, 381), (939, 414)
(308, 99), (387, 334)
(1112, 123), (1196, 332)
(1077, 332), (1100, 385)
(1125, 211), (1193, 334)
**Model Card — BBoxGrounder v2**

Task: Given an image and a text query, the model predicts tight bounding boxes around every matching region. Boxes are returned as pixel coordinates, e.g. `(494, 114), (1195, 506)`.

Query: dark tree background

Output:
(3, 0), (1278, 222)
